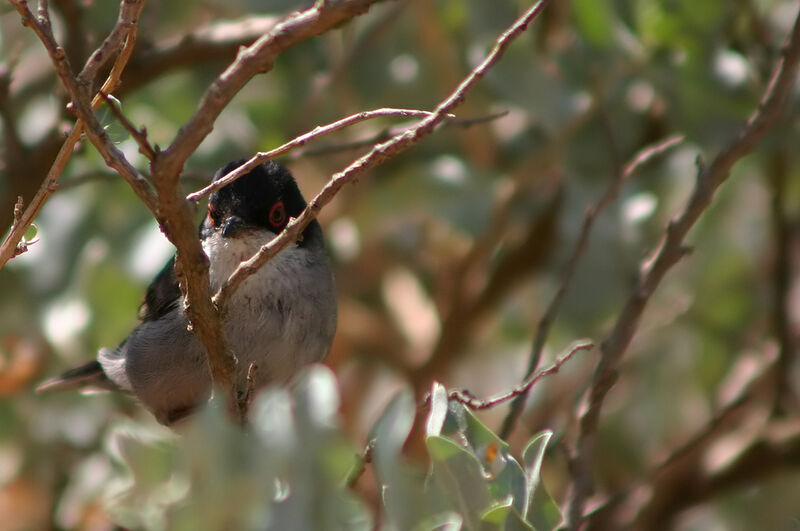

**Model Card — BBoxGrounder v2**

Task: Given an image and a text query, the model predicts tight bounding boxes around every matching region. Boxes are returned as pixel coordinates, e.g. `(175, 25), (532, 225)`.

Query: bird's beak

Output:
(222, 216), (246, 238)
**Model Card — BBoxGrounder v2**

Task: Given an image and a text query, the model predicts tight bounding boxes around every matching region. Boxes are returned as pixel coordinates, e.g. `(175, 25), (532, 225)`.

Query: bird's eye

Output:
(269, 201), (286, 228)
(207, 203), (218, 226)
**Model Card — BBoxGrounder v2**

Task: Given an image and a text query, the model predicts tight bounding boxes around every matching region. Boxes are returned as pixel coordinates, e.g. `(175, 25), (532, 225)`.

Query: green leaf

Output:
(522, 431), (561, 530)
(411, 511), (464, 531)
(481, 497), (534, 531)
(370, 388), (416, 474)
(425, 381), (449, 437)
(426, 435), (492, 529)
(96, 95), (131, 144)
(489, 456), (527, 517)
(444, 401), (515, 486)
(292, 364), (341, 432)
(103, 421), (184, 531)
(370, 388), (432, 530)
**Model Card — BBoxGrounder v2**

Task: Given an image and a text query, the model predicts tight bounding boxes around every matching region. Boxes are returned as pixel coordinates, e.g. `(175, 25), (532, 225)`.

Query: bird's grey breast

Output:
(202, 229), (337, 387)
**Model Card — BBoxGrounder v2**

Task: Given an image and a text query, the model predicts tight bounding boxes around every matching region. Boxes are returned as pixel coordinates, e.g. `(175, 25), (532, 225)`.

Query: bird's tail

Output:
(35, 360), (116, 393)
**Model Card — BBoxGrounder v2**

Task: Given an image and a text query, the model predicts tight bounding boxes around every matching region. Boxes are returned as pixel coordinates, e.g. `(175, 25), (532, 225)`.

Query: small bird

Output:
(36, 160), (337, 425)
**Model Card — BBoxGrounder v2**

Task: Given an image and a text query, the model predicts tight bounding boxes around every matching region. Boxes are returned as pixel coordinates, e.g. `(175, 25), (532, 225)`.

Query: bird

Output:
(36, 160), (338, 425)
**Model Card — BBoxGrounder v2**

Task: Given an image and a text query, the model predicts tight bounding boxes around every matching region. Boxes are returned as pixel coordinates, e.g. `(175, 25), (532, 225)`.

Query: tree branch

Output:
(446, 340), (593, 410)
(77, 0), (145, 87)
(564, 8), (800, 528)
(186, 108), (455, 202)
(499, 135), (684, 440)
(288, 110), (510, 158)
(212, 0), (553, 312)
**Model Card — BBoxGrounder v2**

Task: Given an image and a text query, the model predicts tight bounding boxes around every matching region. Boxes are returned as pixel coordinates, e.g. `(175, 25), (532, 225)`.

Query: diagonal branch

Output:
(564, 7), (800, 528)
(77, 0), (145, 86)
(186, 108), (455, 202)
(285, 110), (508, 159)
(499, 134), (684, 440)
(447, 340), (593, 410)
(212, 0), (553, 312)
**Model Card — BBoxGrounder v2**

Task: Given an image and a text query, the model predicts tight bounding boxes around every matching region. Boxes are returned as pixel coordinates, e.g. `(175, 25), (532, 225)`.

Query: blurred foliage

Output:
(96, 366), (559, 530)
(1, 0), (800, 529)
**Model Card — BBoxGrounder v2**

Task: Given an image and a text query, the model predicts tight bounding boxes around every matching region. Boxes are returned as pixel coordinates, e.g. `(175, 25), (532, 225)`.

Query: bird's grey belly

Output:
(224, 286), (336, 390)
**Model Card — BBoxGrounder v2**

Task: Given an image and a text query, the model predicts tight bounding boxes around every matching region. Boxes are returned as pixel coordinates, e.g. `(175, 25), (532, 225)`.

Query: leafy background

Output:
(1, 0), (799, 529)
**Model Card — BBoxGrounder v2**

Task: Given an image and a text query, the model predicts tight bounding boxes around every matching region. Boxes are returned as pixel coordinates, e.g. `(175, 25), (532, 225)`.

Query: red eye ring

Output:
(269, 201), (286, 227)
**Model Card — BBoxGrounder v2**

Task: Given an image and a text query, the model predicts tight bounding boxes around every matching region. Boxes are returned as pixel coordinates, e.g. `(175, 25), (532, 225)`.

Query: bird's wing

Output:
(138, 256), (182, 322)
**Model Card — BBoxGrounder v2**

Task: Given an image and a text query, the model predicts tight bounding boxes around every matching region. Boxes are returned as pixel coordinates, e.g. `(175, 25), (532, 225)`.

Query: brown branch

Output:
(7, 14), (280, 108)
(564, 8), (800, 528)
(186, 108), (454, 202)
(499, 135), (684, 440)
(236, 363), (258, 425)
(9, 196), (34, 257)
(447, 341), (593, 410)
(212, 0), (553, 313)
(77, 0), (145, 87)
(289, 110), (510, 159)
(190, 110), (506, 200)
(767, 149), (797, 415)
(0, 0), (148, 270)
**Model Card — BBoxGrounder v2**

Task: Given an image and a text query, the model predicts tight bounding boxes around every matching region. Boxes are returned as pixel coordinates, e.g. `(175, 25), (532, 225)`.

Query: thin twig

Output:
(448, 341), (593, 410)
(345, 438), (376, 489)
(10, 196), (34, 257)
(213, 0), (553, 312)
(499, 135), (684, 439)
(564, 8), (800, 529)
(767, 149), (796, 415)
(0, 0), (147, 270)
(289, 110), (511, 159)
(236, 362), (258, 424)
(186, 108), (456, 202)
(77, 0), (145, 86)
(190, 110), (506, 198)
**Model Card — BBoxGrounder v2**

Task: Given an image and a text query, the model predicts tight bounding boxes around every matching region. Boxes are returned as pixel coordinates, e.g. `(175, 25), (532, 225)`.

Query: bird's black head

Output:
(201, 160), (320, 246)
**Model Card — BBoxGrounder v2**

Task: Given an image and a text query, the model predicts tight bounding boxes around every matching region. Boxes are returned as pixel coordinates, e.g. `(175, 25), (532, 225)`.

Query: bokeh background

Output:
(1, 0), (799, 528)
